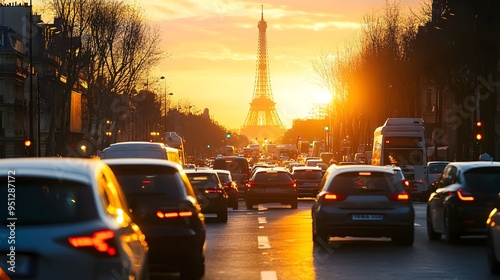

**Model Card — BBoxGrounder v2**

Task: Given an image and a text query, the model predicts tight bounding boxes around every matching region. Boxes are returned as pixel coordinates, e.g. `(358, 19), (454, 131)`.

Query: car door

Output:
(430, 165), (457, 232)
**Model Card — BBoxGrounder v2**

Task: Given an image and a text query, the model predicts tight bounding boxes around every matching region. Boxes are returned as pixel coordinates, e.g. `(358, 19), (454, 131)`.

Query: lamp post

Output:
(159, 76), (173, 132)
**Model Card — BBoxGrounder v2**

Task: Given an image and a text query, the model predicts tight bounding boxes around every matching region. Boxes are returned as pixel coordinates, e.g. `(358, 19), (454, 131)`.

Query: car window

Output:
(1, 177), (98, 225)
(442, 165), (458, 186)
(213, 159), (248, 173)
(429, 164), (447, 174)
(293, 170), (323, 180)
(253, 171), (292, 182)
(108, 165), (185, 201)
(463, 167), (500, 193)
(217, 172), (231, 183)
(186, 173), (220, 189)
(327, 172), (403, 194)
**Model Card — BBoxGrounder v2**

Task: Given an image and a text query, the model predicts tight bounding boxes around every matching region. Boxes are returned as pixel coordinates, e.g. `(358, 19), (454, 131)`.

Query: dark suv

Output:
(427, 161), (500, 243)
(104, 158), (206, 279)
(212, 156), (250, 198)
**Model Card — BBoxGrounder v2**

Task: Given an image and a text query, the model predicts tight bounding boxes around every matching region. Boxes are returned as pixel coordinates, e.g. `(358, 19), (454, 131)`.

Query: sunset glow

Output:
(140, 0), (421, 130)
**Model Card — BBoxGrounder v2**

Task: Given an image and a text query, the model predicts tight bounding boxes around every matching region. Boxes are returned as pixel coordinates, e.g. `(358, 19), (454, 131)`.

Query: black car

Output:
(214, 169), (239, 210)
(291, 166), (323, 198)
(245, 168), (298, 210)
(427, 161), (500, 243)
(185, 169), (228, 222)
(104, 158), (206, 279)
(312, 165), (414, 246)
(212, 156), (250, 198)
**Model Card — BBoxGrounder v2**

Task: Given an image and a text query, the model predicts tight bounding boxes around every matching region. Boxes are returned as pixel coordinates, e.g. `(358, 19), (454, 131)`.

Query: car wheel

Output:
(487, 231), (500, 274)
(246, 202), (253, 210)
(217, 207), (228, 223)
(426, 208), (441, 240)
(393, 227), (414, 246)
(180, 255), (205, 280)
(312, 218), (329, 245)
(290, 200), (298, 209)
(444, 210), (460, 244)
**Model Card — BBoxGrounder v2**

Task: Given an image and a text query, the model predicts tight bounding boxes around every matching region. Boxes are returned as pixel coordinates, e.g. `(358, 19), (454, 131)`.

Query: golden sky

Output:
(142, 0), (421, 130)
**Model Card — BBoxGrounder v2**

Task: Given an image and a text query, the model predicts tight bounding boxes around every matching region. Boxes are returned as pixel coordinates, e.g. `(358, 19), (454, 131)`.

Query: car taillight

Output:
(205, 188), (224, 194)
(156, 210), (194, 218)
(457, 188), (474, 201)
(68, 229), (117, 256)
(288, 181), (297, 188)
(387, 192), (410, 201)
(246, 181), (257, 188)
(402, 180), (410, 188)
(322, 193), (346, 201)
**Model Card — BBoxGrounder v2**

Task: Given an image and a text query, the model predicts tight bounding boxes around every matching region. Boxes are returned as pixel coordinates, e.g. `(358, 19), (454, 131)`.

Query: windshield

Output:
(383, 149), (424, 165)
(108, 165), (184, 200)
(1, 178), (97, 225)
(463, 167), (500, 193)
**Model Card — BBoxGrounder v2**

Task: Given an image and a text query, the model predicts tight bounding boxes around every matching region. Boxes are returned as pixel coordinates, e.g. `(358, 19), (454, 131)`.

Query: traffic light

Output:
(475, 121), (482, 145)
(226, 132), (231, 139)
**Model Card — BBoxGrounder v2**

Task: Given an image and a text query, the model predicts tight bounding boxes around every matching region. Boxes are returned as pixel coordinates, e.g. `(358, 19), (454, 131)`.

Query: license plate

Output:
(352, 214), (383, 221)
(0, 254), (33, 277)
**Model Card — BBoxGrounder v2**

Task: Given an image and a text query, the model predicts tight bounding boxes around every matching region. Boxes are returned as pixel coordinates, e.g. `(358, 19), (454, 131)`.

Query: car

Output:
(305, 159), (323, 167)
(312, 165), (415, 246)
(184, 169), (228, 222)
(214, 169), (239, 210)
(103, 158), (206, 279)
(212, 156), (250, 199)
(427, 161), (500, 243)
(291, 166), (324, 198)
(0, 158), (150, 280)
(487, 207), (500, 274)
(245, 167), (298, 210)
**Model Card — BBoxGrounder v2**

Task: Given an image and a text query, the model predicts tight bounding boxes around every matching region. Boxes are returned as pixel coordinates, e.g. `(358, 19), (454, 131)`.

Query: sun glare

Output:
(314, 89), (332, 105)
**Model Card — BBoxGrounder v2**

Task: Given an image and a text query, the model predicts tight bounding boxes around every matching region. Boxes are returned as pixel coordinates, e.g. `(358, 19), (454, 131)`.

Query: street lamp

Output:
(159, 76), (173, 131)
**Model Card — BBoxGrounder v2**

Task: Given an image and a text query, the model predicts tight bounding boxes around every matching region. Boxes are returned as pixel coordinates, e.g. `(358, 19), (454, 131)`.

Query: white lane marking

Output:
(261, 271), (277, 280)
(258, 217), (267, 224)
(258, 236), (271, 249)
(414, 223), (421, 227)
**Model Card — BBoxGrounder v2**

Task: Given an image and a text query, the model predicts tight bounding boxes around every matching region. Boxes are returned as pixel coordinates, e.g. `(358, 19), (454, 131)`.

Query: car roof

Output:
(448, 161), (500, 172)
(292, 166), (322, 172)
(102, 158), (182, 169)
(184, 168), (219, 174)
(327, 164), (396, 175)
(213, 169), (231, 174)
(427, 161), (450, 165)
(0, 157), (108, 184)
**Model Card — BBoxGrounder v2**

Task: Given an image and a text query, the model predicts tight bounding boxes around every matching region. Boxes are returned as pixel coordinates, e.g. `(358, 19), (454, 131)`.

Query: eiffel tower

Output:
(240, 6), (285, 143)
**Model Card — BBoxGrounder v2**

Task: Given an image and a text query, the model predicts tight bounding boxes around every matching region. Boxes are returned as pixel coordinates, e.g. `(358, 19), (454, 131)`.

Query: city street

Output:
(170, 200), (495, 280)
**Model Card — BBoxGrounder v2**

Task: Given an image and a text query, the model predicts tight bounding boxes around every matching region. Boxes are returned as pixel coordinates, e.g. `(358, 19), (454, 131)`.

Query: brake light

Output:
(323, 193), (346, 201)
(387, 192), (410, 201)
(156, 210), (193, 218)
(205, 189), (223, 194)
(68, 230), (117, 256)
(402, 180), (410, 187)
(457, 188), (474, 201)
(288, 181), (297, 188)
(246, 181), (257, 188)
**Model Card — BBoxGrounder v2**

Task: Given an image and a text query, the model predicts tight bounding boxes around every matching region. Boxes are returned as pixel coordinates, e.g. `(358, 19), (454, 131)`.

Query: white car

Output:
(0, 158), (149, 280)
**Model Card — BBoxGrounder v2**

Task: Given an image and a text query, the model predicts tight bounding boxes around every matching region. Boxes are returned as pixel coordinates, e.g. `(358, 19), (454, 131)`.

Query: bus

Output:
(164, 132), (185, 166)
(371, 118), (428, 199)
